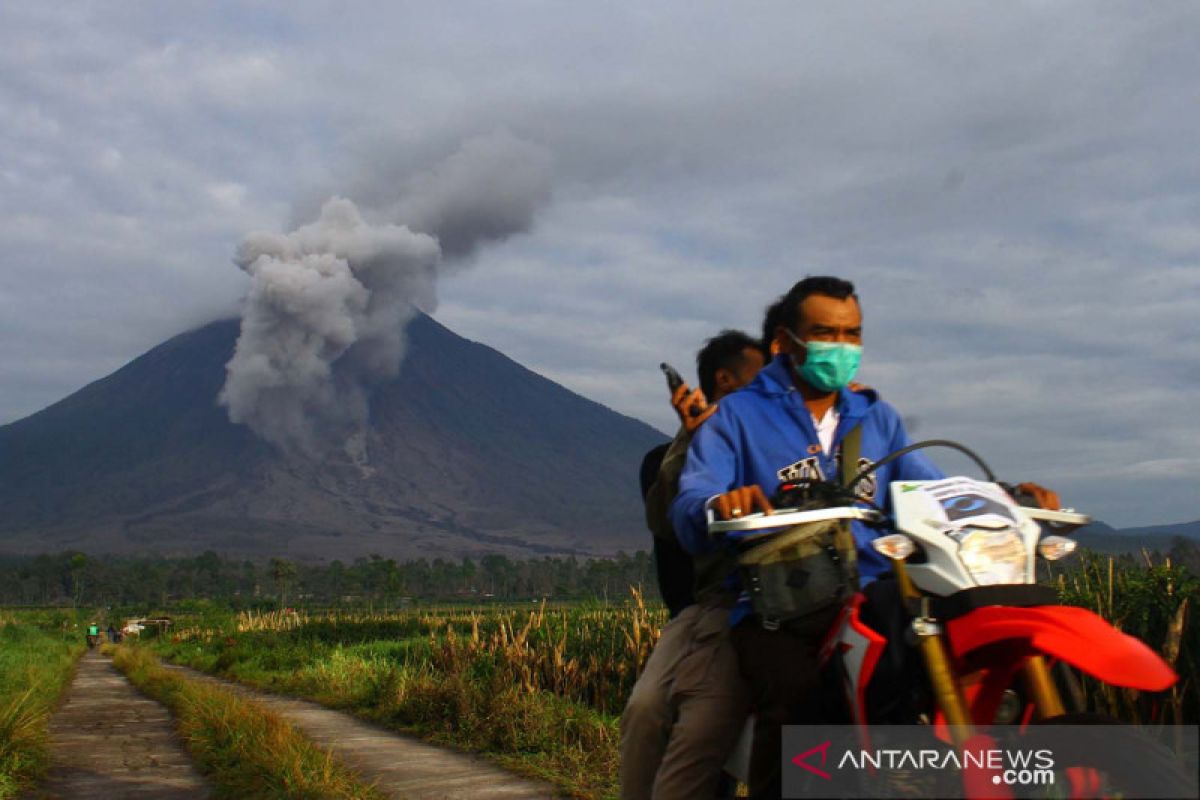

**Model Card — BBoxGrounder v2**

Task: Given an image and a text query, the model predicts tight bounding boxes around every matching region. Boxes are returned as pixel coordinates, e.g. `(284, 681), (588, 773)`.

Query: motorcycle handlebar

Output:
(707, 506), (886, 537)
(844, 439), (997, 494)
(1018, 507), (1091, 526)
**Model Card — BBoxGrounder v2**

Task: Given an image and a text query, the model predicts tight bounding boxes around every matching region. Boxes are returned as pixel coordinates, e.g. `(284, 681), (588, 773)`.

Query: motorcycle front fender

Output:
(946, 604), (1176, 692)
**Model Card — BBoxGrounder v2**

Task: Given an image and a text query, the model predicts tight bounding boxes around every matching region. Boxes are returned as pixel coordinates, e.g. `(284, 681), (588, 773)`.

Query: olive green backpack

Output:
(738, 425), (863, 630)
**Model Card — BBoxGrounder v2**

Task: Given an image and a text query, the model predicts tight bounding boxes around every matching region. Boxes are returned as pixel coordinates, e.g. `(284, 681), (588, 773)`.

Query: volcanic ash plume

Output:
(219, 132), (553, 458)
(219, 197), (439, 457)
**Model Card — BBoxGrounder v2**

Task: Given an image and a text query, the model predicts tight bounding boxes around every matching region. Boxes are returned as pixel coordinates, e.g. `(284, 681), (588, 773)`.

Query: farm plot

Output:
(149, 594), (665, 799)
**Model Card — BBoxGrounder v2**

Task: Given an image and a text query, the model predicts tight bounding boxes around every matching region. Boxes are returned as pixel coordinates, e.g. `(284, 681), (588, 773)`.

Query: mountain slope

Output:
(0, 314), (667, 560)
(1074, 518), (1200, 555)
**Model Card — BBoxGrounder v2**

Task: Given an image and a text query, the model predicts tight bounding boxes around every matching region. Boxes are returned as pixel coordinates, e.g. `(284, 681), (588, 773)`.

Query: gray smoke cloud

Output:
(219, 131), (553, 458)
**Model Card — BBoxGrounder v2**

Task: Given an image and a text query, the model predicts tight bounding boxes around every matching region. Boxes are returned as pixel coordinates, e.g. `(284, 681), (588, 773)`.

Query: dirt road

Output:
(32, 649), (559, 799)
(33, 649), (210, 799)
(159, 662), (561, 799)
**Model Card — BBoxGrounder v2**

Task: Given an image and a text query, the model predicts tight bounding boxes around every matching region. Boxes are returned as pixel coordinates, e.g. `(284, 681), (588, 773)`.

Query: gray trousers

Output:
(619, 602), (750, 800)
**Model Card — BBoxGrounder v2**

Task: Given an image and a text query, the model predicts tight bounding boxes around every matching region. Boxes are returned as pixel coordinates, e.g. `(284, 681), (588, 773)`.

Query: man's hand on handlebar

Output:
(713, 485), (774, 520)
(1015, 482), (1060, 510)
(672, 384), (717, 433)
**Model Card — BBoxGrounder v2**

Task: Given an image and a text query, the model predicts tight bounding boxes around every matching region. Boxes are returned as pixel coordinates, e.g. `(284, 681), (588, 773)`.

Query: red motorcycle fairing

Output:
(818, 592), (886, 728)
(946, 604), (1177, 692)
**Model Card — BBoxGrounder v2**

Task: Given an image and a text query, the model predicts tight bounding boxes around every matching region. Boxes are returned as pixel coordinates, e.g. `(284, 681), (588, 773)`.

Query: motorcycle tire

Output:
(1018, 712), (1196, 799)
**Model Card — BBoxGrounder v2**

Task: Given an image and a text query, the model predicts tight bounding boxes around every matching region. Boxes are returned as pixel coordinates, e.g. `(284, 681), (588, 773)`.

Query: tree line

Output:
(3, 538), (1196, 610)
(0, 550), (658, 608)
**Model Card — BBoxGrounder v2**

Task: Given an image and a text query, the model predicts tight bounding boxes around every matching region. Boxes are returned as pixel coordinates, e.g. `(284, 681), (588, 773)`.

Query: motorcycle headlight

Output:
(1037, 535), (1077, 561)
(957, 528), (1028, 585)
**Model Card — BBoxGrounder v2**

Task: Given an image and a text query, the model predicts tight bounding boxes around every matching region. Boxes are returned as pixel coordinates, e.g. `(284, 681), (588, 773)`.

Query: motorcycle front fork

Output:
(1022, 654), (1066, 718)
(892, 559), (1067, 747)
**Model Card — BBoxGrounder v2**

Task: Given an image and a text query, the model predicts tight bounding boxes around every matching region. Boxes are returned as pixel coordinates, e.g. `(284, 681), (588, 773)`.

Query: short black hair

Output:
(778, 276), (858, 333)
(761, 293), (789, 353)
(697, 330), (765, 398)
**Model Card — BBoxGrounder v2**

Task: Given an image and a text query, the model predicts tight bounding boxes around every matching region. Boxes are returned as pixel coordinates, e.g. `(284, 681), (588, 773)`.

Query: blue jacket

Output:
(670, 355), (943, 603)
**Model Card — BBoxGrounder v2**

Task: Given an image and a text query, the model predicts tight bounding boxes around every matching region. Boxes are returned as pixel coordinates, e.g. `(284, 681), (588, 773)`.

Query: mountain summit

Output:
(0, 315), (666, 560)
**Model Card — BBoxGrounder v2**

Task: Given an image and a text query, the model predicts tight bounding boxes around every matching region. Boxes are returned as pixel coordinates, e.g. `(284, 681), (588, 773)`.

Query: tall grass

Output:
(1053, 550), (1198, 724)
(112, 646), (382, 799)
(170, 592), (665, 716)
(158, 594), (665, 798)
(0, 617), (84, 799)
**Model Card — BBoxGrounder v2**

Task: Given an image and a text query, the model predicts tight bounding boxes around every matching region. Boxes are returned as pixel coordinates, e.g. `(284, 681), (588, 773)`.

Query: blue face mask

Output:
(787, 331), (862, 392)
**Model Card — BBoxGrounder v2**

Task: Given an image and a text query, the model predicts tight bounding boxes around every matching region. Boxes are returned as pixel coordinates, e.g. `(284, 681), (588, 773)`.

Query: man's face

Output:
(781, 294), (863, 364)
(713, 347), (766, 401)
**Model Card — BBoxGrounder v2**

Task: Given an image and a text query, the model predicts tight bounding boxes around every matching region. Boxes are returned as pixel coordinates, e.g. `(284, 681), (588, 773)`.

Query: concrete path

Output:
(159, 662), (561, 800)
(33, 649), (211, 799)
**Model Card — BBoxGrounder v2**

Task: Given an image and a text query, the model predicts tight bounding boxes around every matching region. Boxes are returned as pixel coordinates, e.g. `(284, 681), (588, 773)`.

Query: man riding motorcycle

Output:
(670, 276), (1058, 797)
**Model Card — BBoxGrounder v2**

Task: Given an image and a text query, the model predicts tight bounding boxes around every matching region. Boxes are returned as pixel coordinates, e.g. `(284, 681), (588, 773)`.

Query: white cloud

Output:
(207, 181), (248, 210)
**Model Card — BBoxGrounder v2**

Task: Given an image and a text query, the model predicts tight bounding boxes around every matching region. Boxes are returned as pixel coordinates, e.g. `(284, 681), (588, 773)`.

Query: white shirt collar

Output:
(812, 405), (839, 455)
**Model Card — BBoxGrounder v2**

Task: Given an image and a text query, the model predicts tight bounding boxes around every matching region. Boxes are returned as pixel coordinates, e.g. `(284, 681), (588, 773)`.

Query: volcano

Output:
(0, 314), (666, 560)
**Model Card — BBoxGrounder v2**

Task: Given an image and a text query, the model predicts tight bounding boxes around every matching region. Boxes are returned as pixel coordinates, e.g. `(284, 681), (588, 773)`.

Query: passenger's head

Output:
(697, 330), (767, 402)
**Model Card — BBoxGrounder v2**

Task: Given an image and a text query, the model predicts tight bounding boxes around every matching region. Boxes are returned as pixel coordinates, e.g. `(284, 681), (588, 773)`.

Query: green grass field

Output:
(0, 611), (85, 799)
(150, 596), (665, 798)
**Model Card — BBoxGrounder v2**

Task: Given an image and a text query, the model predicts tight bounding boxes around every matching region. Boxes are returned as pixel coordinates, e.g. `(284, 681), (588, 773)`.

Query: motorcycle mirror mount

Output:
(1037, 535), (1078, 561)
(872, 533), (916, 560)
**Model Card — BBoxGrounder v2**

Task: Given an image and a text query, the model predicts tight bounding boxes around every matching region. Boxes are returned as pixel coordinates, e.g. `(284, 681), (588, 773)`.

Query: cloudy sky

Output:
(2, 2), (1197, 527)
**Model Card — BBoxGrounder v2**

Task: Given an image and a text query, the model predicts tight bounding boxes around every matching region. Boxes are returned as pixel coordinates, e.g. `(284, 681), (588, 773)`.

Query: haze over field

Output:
(2, 3), (1198, 527)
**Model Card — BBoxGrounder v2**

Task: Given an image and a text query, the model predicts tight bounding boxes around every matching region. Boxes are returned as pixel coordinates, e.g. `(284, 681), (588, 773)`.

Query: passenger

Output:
(621, 329), (767, 800)
(639, 445), (687, 619)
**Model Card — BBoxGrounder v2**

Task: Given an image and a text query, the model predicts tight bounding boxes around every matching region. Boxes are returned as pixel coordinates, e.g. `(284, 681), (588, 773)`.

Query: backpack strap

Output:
(831, 423), (864, 594)
(838, 423), (863, 489)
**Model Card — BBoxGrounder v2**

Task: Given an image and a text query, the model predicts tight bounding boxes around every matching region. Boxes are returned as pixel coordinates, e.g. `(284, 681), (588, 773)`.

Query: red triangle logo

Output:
(791, 740), (832, 780)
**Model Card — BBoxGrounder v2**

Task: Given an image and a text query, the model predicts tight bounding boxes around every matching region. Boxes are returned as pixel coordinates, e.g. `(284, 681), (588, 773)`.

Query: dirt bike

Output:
(710, 440), (1194, 798)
